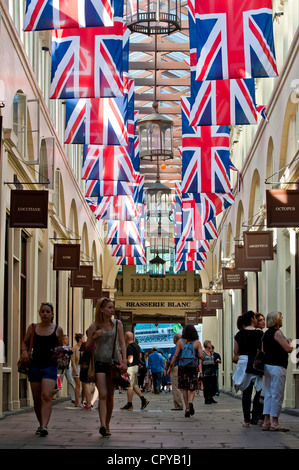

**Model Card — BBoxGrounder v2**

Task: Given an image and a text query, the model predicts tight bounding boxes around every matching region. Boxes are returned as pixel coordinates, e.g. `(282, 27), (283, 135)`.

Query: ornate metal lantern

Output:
(126, 0), (181, 36)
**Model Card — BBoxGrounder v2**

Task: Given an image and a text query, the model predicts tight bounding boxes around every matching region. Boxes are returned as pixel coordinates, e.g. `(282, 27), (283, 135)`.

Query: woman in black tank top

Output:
(21, 302), (63, 437)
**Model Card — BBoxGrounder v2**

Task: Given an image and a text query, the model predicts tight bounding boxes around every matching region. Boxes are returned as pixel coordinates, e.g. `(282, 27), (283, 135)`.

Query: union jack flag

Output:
(51, 22), (128, 99)
(85, 180), (134, 197)
(188, 0), (278, 80)
(189, 74), (258, 126)
(64, 96), (128, 146)
(181, 97), (231, 194)
(175, 251), (207, 262)
(106, 220), (142, 245)
(111, 244), (145, 258)
(175, 238), (210, 254)
(116, 256), (146, 266)
(256, 104), (269, 122)
(174, 260), (205, 273)
(82, 145), (136, 182)
(94, 195), (138, 221)
(177, 196), (219, 241)
(85, 197), (97, 213)
(24, 0), (124, 30)
(182, 192), (234, 225)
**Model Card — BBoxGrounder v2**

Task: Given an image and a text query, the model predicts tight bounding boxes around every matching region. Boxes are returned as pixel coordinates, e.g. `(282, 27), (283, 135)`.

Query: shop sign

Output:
(206, 293), (223, 309)
(120, 311), (133, 324)
(243, 231), (273, 260)
(53, 244), (80, 271)
(201, 302), (217, 316)
(234, 245), (262, 271)
(185, 311), (199, 324)
(222, 267), (245, 289)
(266, 189), (299, 228)
(10, 190), (48, 228)
(70, 265), (93, 287)
(83, 280), (102, 299)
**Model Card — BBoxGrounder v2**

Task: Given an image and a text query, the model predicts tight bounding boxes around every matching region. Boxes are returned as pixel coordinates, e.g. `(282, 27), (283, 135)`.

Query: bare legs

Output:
(182, 389), (196, 412)
(30, 379), (56, 428)
(95, 372), (116, 434)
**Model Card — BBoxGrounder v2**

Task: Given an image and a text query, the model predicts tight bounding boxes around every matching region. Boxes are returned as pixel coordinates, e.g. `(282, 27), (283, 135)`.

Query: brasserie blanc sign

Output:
(120, 301), (197, 308)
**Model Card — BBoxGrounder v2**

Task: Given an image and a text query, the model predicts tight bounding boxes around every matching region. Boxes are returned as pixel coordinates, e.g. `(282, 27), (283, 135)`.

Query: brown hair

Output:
(95, 297), (114, 329)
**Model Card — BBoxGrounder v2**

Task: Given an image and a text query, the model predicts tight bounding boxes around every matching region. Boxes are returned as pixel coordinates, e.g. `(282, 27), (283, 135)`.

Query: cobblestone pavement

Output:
(1, 390), (298, 459)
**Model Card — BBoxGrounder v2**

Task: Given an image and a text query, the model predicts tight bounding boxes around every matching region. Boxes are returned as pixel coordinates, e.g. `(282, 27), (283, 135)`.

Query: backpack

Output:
(179, 340), (198, 368)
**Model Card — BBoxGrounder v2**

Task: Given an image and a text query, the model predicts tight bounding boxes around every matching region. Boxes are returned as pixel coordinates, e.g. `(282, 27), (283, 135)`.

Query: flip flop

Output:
(262, 425), (270, 431)
(269, 425), (290, 432)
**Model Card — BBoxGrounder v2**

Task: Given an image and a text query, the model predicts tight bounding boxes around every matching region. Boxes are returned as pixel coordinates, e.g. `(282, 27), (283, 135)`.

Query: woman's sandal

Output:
(269, 425), (290, 432)
(262, 424), (271, 431)
(185, 409), (191, 418)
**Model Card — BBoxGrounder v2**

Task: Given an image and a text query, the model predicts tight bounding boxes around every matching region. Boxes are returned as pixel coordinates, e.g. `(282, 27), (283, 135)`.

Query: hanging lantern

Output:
(137, 102), (174, 161)
(126, 0), (181, 36)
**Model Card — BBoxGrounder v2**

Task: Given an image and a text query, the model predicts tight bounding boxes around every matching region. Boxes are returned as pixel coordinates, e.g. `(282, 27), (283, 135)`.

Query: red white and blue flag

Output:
(85, 180), (134, 197)
(175, 239), (210, 254)
(189, 74), (258, 126)
(111, 244), (145, 258)
(106, 220), (142, 245)
(82, 145), (136, 182)
(50, 22), (128, 99)
(64, 96), (128, 146)
(85, 197), (97, 213)
(188, 0), (278, 80)
(175, 251), (207, 262)
(116, 256), (146, 266)
(181, 97), (231, 194)
(94, 195), (138, 221)
(175, 260), (205, 273)
(24, 0), (124, 31)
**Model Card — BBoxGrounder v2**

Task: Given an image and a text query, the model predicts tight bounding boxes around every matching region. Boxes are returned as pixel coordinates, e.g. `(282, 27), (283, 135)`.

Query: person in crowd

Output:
(169, 324), (203, 418)
(85, 297), (127, 437)
(121, 332), (149, 411)
(232, 310), (263, 427)
(58, 334), (75, 404)
(168, 333), (183, 410)
(262, 311), (293, 432)
(147, 347), (165, 394)
(163, 358), (172, 392)
(255, 313), (266, 331)
(138, 350), (147, 392)
(79, 331), (96, 409)
(20, 302), (63, 437)
(71, 333), (84, 407)
(212, 345), (221, 396)
(200, 340), (217, 404)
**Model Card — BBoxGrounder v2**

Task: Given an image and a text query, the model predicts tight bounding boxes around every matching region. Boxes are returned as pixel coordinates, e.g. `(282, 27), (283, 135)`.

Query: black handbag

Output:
(253, 350), (265, 375)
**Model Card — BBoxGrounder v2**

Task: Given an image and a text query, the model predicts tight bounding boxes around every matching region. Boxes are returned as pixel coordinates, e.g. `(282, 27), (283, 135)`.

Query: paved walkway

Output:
(1, 390), (299, 454)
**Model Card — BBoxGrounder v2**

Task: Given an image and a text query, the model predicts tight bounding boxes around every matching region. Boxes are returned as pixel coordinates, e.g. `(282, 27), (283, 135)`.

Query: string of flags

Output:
(23, 0), (277, 272)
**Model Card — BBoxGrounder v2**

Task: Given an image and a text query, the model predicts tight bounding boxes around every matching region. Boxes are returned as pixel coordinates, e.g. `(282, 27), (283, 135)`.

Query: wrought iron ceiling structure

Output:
(127, 1), (190, 190)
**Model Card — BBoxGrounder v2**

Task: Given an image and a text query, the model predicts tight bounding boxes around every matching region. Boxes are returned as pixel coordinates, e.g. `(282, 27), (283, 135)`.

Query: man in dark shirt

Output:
(121, 332), (150, 411)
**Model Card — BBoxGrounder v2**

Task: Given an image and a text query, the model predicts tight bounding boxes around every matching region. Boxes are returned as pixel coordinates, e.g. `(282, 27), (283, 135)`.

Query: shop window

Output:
(39, 137), (55, 189)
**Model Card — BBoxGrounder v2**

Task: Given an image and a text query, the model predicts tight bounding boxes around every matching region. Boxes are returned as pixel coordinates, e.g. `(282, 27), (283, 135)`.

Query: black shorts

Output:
(95, 361), (111, 375)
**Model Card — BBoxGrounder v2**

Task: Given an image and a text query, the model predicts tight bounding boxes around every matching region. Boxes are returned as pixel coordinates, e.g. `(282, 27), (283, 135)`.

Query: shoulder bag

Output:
(17, 323), (36, 374)
(110, 320), (130, 389)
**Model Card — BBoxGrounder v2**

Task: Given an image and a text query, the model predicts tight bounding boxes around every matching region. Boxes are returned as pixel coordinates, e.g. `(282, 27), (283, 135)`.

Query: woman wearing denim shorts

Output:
(21, 302), (63, 437)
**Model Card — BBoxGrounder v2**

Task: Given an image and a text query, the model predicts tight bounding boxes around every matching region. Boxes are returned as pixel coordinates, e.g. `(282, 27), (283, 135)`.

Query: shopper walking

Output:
(121, 331), (149, 411)
(262, 311), (293, 432)
(212, 345), (221, 396)
(20, 302), (63, 437)
(59, 334), (75, 404)
(147, 347), (165, 394)
(232, 311), (263, 427)
(200, 340), (217, 404)
(169, 324), (203, 417)
(85, 297), (127, 437)
(71, 333), (84, 407)
(169, 333), (183, 410)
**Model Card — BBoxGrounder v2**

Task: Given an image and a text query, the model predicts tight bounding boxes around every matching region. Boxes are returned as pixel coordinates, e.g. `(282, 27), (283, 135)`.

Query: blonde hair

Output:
(266, 311), (282, 328)
(94, 297), (114, 329)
